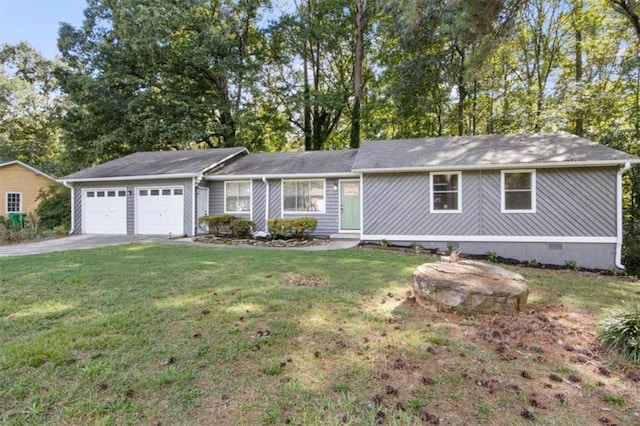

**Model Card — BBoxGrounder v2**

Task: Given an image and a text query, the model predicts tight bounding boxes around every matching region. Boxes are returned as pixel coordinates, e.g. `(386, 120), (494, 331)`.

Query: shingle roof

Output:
(61, 147), (247, 181)
(206, 149), (358, 177)
(353, 132), (640, 171)
(0, 159), (57, 179)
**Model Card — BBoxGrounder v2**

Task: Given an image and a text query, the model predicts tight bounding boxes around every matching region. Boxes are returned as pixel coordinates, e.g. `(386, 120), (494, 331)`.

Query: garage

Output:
(135, 187), (184, 235)
(83, 188), (127, 234)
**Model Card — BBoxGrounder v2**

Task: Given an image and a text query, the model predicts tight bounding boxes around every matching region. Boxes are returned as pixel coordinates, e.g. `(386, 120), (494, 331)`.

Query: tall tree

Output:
(268, 0), (353, 150)
(57, 0), (269, 169)
(0, 43), (63, 172)
(350, 0), (367, 148)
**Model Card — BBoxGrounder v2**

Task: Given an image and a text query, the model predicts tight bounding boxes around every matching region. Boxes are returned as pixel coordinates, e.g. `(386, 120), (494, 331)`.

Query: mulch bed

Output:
(193, 235), (331, 248)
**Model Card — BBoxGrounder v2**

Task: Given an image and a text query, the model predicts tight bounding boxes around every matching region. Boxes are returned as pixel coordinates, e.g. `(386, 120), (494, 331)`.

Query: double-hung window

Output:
(225, 181), (251, 213)
(430, 172), (461, 213)
(283, 179), (325, 213)
(6, 193), (22, 213)
(502, 170), (536, 213)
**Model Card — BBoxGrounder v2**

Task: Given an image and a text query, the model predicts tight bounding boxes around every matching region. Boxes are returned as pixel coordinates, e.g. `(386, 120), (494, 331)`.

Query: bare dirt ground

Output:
(391, 292), (640, 425)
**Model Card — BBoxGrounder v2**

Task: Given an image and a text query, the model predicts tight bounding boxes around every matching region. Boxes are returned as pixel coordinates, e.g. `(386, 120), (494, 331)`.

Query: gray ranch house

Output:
(60, 132), (640, 269)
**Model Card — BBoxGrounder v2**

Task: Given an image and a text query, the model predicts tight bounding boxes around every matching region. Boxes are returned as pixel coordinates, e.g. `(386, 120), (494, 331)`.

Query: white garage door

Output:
(83, 188), (127, 234)
(136, 187), (184, 235)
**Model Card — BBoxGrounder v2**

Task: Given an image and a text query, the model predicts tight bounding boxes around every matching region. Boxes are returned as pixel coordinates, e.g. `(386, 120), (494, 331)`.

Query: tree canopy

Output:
(0, 0), (638, 192)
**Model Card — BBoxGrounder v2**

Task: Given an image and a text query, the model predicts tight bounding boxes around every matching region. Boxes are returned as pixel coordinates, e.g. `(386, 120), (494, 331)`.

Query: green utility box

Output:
(7, 212), (26, 228)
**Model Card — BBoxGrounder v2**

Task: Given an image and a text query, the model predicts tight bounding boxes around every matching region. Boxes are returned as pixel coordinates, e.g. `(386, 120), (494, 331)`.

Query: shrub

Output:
(485, 251), (498, 263)
(230, 217), (253, 238)
(564, 260), (578, 270)
(198, 214), (254, 238)
(599, 305), (640, 363)
(267, 217), (317, 239)
(35, 184), (71, 230)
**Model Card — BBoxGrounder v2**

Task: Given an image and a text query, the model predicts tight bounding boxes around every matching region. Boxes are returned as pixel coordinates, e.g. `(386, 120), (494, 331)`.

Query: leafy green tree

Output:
(35, 184), (71, 230)
(57, 0), (269, 170)
(0, 43), (64, 172)
(267, 0), (354, 150)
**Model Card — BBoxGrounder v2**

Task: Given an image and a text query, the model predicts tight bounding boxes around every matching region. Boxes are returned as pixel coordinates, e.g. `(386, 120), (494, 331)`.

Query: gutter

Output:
(352, 159), (640, 174)
(616, 162), (632, 269)
(61, 180), (75, 234)
(61, 173), (201, 183)
(262, 177), (269, 232)
(204, 172), (359, 181)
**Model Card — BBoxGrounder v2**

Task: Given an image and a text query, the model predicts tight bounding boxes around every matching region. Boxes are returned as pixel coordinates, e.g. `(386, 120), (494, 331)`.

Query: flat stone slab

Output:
(412, 260), (529, 314)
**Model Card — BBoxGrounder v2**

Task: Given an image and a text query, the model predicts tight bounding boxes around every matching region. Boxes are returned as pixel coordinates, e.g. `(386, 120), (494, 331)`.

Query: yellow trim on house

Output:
(0, 163), (57, 214)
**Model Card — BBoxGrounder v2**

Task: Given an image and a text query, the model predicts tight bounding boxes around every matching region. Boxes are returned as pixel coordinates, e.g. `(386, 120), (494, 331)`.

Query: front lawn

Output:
(1, 244), (638, 425)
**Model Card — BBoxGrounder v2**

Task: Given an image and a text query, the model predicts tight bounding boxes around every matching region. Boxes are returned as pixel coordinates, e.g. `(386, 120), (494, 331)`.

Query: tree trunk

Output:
(574, 0), (584, 137)
(456, 49), (466, 136)
(350, 0), (366, 149)
(303, 44), (312, 151)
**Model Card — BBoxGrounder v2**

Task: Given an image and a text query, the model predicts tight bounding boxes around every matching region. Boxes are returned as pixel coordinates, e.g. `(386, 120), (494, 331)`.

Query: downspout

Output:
(262, 177), (269, 232)
(62, 181), (75, 234)
(616, 162), (632, 269)
(192, 177), (197, 237)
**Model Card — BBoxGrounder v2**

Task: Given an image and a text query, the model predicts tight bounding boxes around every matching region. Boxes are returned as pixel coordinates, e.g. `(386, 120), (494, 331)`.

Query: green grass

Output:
(0, 244), (638, 425)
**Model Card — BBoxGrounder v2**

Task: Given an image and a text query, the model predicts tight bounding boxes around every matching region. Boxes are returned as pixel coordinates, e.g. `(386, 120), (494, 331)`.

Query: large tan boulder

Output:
(412, 260), (529, 314)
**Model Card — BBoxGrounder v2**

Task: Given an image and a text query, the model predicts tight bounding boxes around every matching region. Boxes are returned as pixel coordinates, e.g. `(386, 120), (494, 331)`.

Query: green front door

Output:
(340, 180), (361, 231)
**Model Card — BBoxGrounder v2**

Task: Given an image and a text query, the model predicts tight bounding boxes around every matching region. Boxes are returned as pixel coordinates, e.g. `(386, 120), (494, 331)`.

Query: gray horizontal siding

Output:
(363, 167), (617, 237)
(208, 180), (251, 220)
(208, 181), (224, 215)
(282, 178), (340, 236)
(208, 178), (342, 235)
(252, 179), (267, 230)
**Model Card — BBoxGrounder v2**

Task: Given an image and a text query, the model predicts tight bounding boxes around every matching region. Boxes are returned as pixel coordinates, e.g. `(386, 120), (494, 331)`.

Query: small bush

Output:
(267, 217), (317, 239)
(230, 217), (253, 238)
(564, 260), (578, 270)
(599, 305), (640, 363)
(485, 251), (498, 263)
(198, 214), (254, 238)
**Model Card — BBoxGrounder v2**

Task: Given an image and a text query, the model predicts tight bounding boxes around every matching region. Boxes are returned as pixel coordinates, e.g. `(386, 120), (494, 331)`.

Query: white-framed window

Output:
(501, 170), (536, 213)
(430, 172), (461, 213)
(6, 192), (22, 213)
(225, 181), (251, 213)
(283, 179), (325, 213)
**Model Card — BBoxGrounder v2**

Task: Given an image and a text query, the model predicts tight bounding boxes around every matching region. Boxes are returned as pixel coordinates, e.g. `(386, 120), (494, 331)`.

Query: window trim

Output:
(6, 192), (22, 214)
(281, 178), (326, 214)
(224, 180), (252, 214)
(429, 172), (462, 214)
(501, 169), (536, 213)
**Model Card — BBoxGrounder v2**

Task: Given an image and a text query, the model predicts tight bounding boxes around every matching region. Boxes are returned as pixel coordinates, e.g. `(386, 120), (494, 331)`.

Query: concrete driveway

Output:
(0, 234), (172, 257)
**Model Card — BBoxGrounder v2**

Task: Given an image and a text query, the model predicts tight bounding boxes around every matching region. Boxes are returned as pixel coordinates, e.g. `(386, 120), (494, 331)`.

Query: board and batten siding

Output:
(73, 178), (194, 235)
(362, 167), (617, 238)
(208, 178), (342, 236)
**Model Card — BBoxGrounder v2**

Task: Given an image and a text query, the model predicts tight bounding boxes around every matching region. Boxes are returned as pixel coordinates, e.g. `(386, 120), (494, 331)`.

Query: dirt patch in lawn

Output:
(284, 273), (327, 287)
(380, 291), (640, 424)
